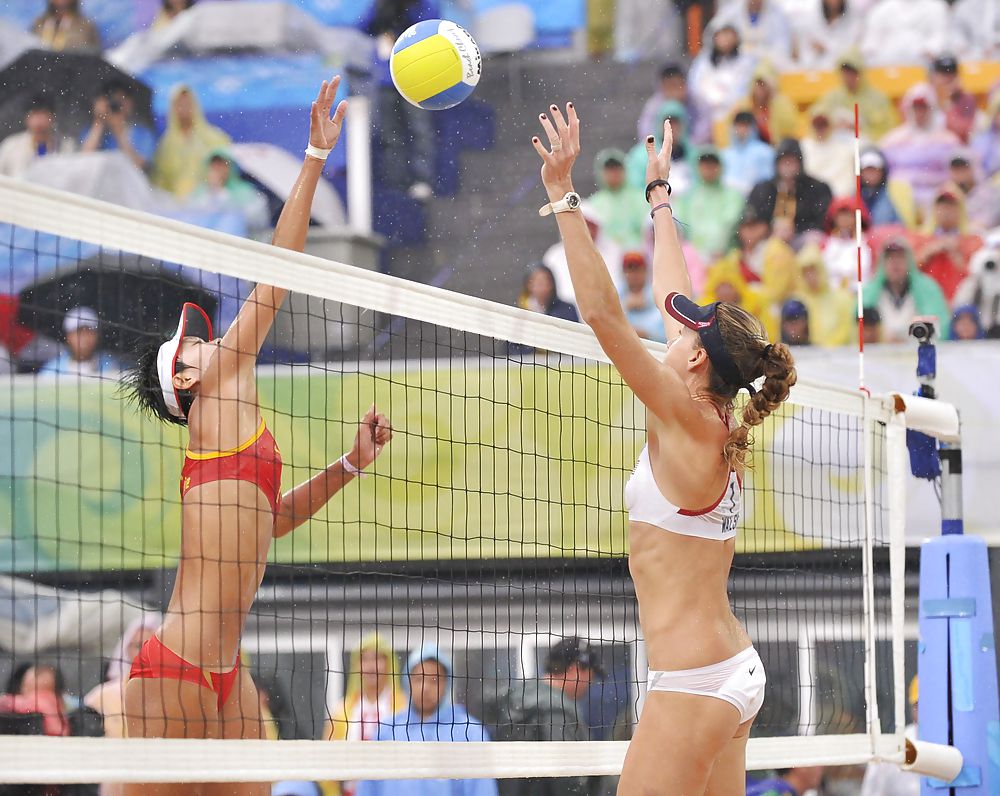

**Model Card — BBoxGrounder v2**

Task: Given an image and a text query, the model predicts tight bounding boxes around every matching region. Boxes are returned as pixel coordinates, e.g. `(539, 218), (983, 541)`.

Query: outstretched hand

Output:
(310, 76), (348, 152)
(644, 118), (674, 186)
(350, 404), (393, 470)
(531, 102), (580, 199)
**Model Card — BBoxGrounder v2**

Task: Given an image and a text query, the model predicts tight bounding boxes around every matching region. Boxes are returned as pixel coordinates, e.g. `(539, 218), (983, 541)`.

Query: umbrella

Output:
(0, 49), (154, 142)
(17, 253), (218, 359)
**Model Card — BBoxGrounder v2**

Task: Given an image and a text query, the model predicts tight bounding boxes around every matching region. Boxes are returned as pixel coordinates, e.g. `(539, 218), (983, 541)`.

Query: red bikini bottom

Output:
(129, 634), (240, 712)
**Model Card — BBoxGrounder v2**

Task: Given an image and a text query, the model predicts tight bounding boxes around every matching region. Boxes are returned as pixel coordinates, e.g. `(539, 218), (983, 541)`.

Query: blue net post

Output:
(917, 441), (1000, 793)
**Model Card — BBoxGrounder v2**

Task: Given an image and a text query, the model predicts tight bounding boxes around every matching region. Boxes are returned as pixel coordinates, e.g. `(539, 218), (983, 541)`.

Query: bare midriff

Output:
(157, 479), (273, 672)
(629, 520), (751, 671)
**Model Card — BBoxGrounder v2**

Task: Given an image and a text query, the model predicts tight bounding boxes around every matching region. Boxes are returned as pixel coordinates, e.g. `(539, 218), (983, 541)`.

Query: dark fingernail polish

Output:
(647, 135), (654, 143)
(540, 113), (547, 119)
(568, 102), (574, 108)
(551, 104), (558, 110)
(532, 137), (539, 143)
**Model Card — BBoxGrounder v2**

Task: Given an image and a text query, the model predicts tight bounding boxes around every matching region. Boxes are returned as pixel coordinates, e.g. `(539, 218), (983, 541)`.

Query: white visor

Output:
(155, 303), (212, 419)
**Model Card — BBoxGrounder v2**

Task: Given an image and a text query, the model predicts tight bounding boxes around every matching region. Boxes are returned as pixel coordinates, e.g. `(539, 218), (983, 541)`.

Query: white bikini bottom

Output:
(647, 646), (766, 724)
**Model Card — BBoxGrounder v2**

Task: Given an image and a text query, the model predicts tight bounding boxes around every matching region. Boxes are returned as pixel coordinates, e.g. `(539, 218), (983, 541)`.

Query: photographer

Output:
(492, 638), (604, 796)
(80, 81), (156, 171)
(954, 247), (1000, 337)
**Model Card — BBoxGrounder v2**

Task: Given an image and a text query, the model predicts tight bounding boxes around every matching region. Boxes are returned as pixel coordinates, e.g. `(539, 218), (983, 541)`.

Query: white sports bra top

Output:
(625, 441), (742, 541)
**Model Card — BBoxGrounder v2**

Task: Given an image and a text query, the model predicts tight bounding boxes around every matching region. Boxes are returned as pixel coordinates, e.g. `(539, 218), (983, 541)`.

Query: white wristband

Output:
(305, 144), (332, 162)
(340, 454), (367, 478)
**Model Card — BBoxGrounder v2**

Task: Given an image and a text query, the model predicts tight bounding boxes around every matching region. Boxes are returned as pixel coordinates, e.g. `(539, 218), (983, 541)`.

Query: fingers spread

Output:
(550, 103), (569, 138)
(538, 113), (560, 147)
(531, 136), (552, 161)
(567, 102), (580, 148)
(660, 119), (673, 155)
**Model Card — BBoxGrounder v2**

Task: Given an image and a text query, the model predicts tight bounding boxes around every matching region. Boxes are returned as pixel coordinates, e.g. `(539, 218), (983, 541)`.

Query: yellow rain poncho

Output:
(151, 85), (231, 199)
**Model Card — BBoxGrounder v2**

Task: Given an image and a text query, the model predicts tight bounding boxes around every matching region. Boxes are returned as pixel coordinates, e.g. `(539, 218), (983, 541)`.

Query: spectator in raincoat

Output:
(322, 634), (406, 796)
(673, 147), (745, 262)
(700, 252), (778, 340)
(355, 646), (497, 796)
(858, 146), (917, 229)
(152, 85), (231, 199)
(793, 242), (855, 347)
(714, 59), (801, 147)
(810, 51), (898, 143)
(189, 148), (270, 233)
(586, 148), (647, 250)
(862, 238), (951, 342)
(721, 111), (775, 197)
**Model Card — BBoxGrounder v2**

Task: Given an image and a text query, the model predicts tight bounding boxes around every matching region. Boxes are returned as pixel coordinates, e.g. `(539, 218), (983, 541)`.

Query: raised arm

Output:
(210, 77), (348, 383)
(273, 406), (392, 538)
(645, 120), (693, 340)
(532, 104), (703, 430)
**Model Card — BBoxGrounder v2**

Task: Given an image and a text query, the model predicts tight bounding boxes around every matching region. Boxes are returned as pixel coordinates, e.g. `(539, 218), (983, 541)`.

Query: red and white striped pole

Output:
(853, 103), (868, 395)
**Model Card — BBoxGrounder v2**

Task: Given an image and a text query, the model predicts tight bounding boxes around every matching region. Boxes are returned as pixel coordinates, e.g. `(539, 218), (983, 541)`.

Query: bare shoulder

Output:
(647, 400), (730, 505)
(650, 401), (728, 457)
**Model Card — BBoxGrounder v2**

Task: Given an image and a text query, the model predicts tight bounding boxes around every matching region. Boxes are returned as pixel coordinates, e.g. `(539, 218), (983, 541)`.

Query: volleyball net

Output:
(0, 177), (910, 784)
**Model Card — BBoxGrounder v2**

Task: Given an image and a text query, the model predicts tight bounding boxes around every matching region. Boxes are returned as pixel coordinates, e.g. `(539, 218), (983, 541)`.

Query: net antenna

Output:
(853, 103), (867, 396)
(0, 178), (918, 783)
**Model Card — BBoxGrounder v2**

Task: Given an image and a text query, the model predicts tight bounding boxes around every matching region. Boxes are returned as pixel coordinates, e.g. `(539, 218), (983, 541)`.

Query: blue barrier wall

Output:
(919, 535), (1000, 794)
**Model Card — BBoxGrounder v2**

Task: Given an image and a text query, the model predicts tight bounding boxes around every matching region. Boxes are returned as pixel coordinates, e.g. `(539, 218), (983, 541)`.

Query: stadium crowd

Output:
(518, 0), (1000, 352)
(0, 0), (449, 374)
(0, 0), (997, 373)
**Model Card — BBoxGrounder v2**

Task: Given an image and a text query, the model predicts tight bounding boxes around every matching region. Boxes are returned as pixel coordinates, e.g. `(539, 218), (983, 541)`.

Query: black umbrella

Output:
(0, 50), (154, 142)
(18, 253), (218, 359)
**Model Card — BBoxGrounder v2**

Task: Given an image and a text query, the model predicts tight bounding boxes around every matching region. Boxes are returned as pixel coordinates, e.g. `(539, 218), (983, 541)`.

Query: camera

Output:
(108, 99), (123, 114)
(985, 259), (997, 272)
(908, 319), (937, 344)
(909, 317), (937, 396)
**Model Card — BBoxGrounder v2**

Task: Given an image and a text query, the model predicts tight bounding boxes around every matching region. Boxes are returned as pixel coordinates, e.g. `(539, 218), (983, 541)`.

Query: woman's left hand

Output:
(350, 405), (393, 470)
(644, 118), (673, 188)
(532, 102), (580, 199)
(310, 75), (348, 152)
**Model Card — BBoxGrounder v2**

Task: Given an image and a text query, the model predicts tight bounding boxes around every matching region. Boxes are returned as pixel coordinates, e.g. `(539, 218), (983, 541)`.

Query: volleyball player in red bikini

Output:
(122, 77), (392, 796)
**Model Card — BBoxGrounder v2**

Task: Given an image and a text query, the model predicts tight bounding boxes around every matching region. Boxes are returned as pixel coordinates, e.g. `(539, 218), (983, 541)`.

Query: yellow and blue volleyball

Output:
(390, 20), (482, 111)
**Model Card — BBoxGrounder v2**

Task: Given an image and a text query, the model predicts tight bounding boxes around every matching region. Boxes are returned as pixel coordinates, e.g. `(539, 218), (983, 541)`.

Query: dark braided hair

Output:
(694, 302), (798, 468)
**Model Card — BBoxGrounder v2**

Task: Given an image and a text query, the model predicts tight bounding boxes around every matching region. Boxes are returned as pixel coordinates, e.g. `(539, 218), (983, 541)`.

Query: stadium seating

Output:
(779, 61), (1000, 111)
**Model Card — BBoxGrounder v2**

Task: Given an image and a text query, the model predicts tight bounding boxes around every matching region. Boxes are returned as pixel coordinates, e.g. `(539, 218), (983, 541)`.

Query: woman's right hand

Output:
(309, 75), (348, 153)
(532, 102), (580, 200)
(644, 118), (674, 188)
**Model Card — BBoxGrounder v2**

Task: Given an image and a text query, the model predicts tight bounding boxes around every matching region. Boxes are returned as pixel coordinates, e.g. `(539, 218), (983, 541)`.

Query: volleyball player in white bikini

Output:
(532, 106), (796, 794)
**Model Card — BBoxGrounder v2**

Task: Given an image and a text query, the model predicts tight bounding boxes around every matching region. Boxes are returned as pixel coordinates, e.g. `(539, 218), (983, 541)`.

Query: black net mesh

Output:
(0, 221), (900, 785)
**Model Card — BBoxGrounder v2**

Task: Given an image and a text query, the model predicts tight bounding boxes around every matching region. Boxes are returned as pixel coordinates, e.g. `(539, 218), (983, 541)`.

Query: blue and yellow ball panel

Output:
(390, 20), (481, 111)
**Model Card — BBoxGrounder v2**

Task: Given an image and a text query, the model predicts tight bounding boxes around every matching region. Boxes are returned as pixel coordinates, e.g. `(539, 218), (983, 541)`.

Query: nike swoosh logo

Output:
(749, 666), (756, 676)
